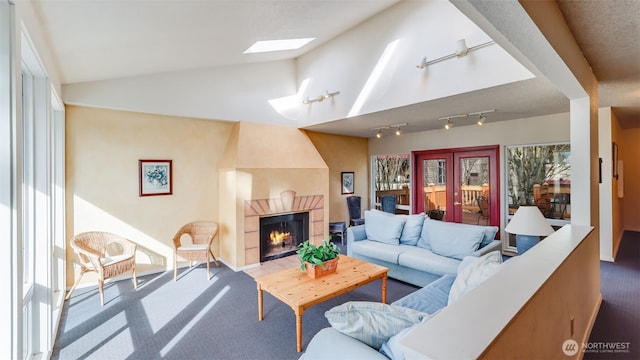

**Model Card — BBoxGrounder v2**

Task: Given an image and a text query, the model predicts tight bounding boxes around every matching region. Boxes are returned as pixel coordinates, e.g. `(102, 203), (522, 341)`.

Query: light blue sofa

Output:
(300, 250), (505, 360)
(347, 210), (501, 287)
(300, 273), (456, 360)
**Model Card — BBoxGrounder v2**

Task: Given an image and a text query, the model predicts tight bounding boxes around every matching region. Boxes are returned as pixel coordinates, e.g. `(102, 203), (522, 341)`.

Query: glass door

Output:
(414, 146), (499, 231)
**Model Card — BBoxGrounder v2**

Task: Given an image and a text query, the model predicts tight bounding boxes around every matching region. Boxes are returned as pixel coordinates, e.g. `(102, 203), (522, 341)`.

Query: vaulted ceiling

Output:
(32, 0), (639, 136)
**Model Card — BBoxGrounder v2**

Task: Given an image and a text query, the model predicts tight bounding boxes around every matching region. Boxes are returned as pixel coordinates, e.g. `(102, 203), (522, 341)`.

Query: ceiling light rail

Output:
(417, 39), (495, 69)
(370, 123), (407, 138)
(302, 90), (341, 104)
(439, 109), (495, 129)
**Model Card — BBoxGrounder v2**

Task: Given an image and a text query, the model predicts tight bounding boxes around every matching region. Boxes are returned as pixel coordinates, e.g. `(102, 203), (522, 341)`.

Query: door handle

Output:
(454, 202), (462, 206)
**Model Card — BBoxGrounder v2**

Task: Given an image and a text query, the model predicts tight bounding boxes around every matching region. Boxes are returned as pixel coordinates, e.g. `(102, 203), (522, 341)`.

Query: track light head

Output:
(444, 119), (454, 130)
(416, 56), (427, 69)
(477, 114), (487, 126)
(376, 130), (382, 139)
(395, 128), (401, 136)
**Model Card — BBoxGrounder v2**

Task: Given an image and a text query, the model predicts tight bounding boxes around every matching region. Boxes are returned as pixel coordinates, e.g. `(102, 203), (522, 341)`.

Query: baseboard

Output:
(578, 292), (603, 359)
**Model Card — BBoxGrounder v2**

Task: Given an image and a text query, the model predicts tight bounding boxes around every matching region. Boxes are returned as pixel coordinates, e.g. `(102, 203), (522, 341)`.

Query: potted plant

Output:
(297, 239), (341, 279)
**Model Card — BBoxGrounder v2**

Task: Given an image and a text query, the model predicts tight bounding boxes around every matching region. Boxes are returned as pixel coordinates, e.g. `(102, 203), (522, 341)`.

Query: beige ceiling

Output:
(32, 0), (639, 135)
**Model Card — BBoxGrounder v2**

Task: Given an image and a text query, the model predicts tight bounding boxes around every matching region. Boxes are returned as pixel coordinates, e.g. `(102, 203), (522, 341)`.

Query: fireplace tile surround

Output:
(244, 191), (324, 265)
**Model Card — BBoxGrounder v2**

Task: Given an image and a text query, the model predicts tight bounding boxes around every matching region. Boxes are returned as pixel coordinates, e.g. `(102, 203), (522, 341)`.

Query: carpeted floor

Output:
(53, 232), (640, 359)
(584, 230), (639, 360)
(52, 249), (417, 360)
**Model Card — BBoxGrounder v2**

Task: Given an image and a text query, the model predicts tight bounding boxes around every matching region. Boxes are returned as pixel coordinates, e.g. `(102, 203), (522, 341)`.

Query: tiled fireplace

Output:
(244, 190), (324, 265)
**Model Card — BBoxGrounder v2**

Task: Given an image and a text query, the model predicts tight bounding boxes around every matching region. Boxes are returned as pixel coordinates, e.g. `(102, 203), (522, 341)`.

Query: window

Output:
(372, 154), (411, 212)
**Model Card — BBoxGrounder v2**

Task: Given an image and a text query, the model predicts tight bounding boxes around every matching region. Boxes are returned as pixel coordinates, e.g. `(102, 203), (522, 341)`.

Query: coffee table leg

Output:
(381, 273), (387, 304)
(257, 283), (263, 321)
(296, 310), (303, 352)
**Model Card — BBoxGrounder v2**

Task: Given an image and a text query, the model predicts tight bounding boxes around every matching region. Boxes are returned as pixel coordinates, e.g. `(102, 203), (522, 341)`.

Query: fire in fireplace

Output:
(260, 212), (309, 262)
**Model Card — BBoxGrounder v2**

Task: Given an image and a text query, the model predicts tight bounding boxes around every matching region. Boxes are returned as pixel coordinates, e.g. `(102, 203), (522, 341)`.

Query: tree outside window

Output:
(506, 143), (571, 219)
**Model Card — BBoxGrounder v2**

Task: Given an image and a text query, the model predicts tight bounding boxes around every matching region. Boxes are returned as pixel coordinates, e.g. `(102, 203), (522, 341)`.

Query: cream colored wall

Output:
(621, 126), (640, 232)
(611, 111), (624, 256)
(65, 105), (233, 285)
(306, 131), (369, 224)
(217, 122), (329, 268)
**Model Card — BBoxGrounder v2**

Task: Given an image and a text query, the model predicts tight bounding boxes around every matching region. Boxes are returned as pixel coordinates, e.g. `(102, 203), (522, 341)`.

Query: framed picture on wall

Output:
(341, 172), (354, 194)
(139, 159), (173, 196)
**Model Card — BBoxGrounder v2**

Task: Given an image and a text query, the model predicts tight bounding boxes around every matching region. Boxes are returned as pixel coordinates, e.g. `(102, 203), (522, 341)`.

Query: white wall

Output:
(598, 107), (613, 261)
(369, 112), (571, 245)
(295, 0), (533, 126)
(62, 0), (533, 130)
(63, 60), (298, 125)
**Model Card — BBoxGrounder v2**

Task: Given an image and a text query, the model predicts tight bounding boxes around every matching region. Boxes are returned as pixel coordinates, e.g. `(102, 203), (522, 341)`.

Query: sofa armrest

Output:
(299, 327), (388, 360)
(472, 240), (502, 257)
(346, 225), (366, 256)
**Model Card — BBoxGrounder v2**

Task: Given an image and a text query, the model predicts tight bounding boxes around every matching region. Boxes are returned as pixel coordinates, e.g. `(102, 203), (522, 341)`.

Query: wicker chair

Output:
(66, 231), (138, 306)
(173, 221), (220, 281)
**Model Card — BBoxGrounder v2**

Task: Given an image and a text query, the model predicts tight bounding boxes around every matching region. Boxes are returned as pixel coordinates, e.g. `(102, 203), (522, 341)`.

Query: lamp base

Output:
(516, 235), (541, 255)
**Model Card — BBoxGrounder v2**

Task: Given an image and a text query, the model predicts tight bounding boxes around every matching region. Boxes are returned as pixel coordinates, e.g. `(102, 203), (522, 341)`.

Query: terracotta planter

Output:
(304, 257), (339, 279)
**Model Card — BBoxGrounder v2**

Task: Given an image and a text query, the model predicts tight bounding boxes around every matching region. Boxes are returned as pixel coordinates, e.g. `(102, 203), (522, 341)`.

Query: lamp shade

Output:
(505, 206), (554, 236)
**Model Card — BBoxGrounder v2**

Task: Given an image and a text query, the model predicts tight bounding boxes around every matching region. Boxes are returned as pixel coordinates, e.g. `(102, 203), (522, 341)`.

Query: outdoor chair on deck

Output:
(477, 196), (490, 224)
(173, 221), (220, 281)
(380, 195), (396, 214)
(66, 231), (138, 306)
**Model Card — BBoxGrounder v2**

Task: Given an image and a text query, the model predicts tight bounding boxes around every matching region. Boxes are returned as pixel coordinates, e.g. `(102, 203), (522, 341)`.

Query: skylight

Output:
(243, 38), (315, 54)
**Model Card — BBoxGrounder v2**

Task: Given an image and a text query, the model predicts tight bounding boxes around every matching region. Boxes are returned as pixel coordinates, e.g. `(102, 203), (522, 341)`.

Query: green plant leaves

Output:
(297, 240), (340, 270)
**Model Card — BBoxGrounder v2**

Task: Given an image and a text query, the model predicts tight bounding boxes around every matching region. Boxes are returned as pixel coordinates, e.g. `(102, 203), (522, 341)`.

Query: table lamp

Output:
(505, 206), (555, 254)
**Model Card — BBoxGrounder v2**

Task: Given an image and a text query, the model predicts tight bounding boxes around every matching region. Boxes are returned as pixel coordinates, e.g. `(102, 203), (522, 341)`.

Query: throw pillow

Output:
(325, 301), (428, 349)
(364, 210), (406, 245)
(416, 217), (434, 250)
(448, 251), (503, 305)
(427, 220), (485, 260)
(480, 226), (499, 247)
(379, 310), (439, 360)
(399, 212), (425, 246)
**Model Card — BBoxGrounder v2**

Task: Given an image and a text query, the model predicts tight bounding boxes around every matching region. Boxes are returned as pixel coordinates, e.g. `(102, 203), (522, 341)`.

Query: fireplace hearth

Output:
(260, 212), (309, 262)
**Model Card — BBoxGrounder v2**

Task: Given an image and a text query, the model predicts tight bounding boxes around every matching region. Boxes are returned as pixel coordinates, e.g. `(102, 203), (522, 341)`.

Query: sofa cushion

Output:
(396, 246), (460, 276)
(398, 212), (425, 246)
(425, 220), (485, 260)
(350, 240), (407, 264)
(325, 301), (428, 349)
(364, 210), (406, 245)
(416, 218), (434, 250)
(392, 273), (456, 314)
(448, 251), (503, 305)
(301, 327), (389, 360)
(480, 226), (499, 247)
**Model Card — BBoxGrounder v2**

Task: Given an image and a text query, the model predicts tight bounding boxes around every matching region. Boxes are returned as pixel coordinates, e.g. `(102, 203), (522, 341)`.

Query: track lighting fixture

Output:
(416, 39), (495, 69)
(416, 56), (428, 69)
(438, 109), (495, 129)
(303, 90), (340, 104)
(444, 119), (454, 130)
(370, 123), (407, 138)
(477, 114), (487, 126)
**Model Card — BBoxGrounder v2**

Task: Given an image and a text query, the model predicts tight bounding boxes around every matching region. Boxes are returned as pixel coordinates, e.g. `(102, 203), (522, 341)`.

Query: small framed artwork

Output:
(139, 159), (172, 196)
(341, 172), (354, 194)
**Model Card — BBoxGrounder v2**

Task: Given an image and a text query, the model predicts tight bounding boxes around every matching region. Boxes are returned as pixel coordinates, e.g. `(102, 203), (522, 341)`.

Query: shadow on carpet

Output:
(52, 263), (417, 360)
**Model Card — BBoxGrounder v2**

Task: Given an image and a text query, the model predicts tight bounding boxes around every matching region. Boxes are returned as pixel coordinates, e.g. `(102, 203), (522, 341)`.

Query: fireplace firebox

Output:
(260, 212), (309, 262)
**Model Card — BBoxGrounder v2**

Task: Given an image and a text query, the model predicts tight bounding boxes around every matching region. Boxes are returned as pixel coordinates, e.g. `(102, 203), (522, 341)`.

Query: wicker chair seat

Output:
(66, 231), (138, 306)
(173, 221), (220, 281)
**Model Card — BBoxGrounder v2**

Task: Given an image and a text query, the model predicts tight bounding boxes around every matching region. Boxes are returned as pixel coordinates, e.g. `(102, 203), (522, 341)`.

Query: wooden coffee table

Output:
(255, 255), (388, 352)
